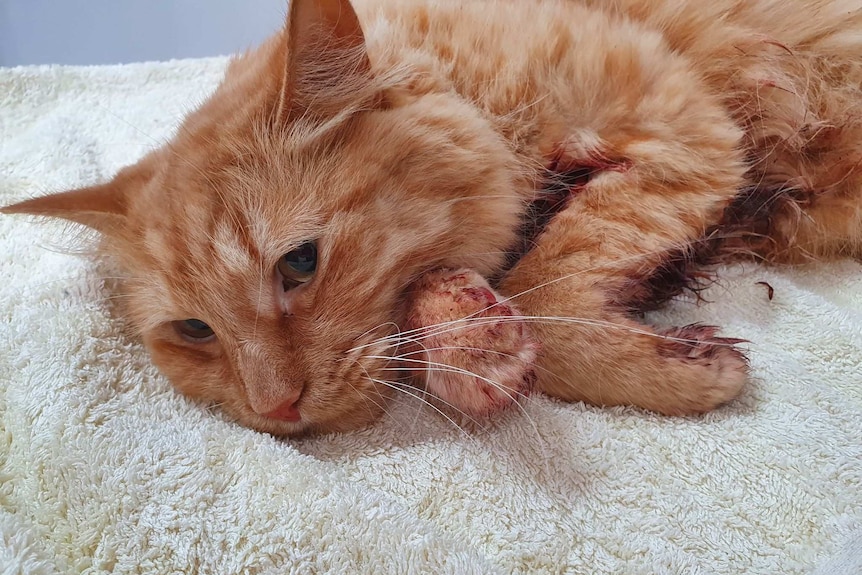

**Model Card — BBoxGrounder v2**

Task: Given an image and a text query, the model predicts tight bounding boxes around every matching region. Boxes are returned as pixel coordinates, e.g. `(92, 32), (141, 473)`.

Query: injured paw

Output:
(403, 269), (539, 418)
(656, 324), (749, 413)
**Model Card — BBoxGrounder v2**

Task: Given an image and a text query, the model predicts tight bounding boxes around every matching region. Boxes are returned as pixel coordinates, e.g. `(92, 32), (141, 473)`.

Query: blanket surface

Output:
(1, 58), (860, 575)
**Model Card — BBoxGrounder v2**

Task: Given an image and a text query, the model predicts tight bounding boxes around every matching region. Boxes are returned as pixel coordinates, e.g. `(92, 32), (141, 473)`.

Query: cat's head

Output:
(2, 0), (525, 435)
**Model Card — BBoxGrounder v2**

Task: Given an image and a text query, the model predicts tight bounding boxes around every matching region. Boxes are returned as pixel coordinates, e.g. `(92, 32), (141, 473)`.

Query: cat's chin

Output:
(226, 411), (320, 438)
(227, 400), (388, 438)
(255, 419), (311, 438)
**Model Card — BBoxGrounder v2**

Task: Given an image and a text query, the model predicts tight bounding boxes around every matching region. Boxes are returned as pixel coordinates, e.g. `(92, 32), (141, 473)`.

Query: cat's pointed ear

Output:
(1, 162), (151, 236)
(276, 0), (375, 121)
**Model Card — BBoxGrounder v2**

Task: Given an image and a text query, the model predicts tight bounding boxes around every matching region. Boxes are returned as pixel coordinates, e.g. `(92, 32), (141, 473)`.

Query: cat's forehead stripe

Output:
(213, 219), (255, 273)
(142, 200), (260, 283)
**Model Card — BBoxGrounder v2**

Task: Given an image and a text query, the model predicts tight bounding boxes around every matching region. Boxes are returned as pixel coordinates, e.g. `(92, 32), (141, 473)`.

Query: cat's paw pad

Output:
(404, 269), (539, 417)
(657, 324), (749, 413)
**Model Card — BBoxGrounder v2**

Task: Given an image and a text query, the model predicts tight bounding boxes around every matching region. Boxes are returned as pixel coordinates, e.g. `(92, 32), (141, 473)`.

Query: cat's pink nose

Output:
(263, 395), (301, 422)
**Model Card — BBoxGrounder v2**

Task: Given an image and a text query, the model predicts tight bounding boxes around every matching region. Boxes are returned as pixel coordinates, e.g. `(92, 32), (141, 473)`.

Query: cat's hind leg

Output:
(715, 21), (862, 263)
(725, 99), (862, 263)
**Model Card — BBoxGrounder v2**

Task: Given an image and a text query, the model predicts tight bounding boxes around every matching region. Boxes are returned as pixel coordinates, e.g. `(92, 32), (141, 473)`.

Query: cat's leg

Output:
(499, 213), (747, 415)
(498, 133), (751, 415)
(722, 178), (862, 264)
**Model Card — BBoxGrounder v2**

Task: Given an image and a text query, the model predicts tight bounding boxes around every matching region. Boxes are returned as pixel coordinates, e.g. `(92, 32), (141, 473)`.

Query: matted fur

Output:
(3, 0), (861, 435)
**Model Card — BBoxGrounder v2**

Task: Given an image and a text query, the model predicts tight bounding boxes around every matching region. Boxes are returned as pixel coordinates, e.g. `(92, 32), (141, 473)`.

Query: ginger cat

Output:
(3, 0), (861, 436)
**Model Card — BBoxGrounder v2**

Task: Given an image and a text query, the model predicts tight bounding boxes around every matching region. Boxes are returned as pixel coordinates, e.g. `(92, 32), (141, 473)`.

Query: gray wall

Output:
(0, 0), (287, 67)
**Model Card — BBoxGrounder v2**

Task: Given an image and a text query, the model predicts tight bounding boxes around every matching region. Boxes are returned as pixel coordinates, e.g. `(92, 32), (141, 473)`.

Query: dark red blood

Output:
(756, 281), (775, 300)
(480, 382), (498, 402)
(656, 324), (749, 362)
(502, 144), (632, 275)
(487, 321), (503, 338)
(547, 145), (632, 181)
(462, 287), (497, 305)
(446, 273), (469, 283)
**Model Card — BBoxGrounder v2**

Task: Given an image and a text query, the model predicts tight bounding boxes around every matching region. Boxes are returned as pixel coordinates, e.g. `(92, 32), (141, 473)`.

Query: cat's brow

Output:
(213, 219), (254, 273)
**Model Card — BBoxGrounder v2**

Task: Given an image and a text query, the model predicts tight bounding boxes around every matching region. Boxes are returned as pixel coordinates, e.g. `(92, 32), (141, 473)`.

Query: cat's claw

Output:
(404, 269), (539, 418)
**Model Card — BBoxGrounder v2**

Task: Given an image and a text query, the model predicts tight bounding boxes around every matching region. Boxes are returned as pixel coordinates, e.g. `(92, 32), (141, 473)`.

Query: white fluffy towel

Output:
(1, 58), (861, 575)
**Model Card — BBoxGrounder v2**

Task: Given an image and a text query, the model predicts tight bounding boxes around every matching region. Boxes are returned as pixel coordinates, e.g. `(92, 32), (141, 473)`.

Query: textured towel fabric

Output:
(1, 58), (860, 575)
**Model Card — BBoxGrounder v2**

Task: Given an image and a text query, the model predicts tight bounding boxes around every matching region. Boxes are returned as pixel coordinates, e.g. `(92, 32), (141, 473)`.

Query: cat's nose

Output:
(263, 392), (302, 422)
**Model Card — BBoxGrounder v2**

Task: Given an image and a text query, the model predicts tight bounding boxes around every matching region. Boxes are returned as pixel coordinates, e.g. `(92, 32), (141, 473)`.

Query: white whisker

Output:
(395, 345), (569, 384)
(363, 315), (739, 353)
(372, 356), (530, 402)
(366, 376), (480, 439)
(368, 354), (545, 445)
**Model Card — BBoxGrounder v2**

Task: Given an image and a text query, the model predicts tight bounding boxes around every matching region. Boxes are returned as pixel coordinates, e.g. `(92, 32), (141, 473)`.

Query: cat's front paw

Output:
(404, 269), (539, 418)
(656, 324), (749, 413)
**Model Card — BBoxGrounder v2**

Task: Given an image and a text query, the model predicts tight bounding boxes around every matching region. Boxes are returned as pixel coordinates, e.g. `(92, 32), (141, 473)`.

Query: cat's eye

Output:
(174, 318), (215, 342)
(278, 241), (318, 287)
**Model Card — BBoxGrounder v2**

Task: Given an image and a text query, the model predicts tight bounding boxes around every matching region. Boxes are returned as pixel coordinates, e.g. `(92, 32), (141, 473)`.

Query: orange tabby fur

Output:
(3, 0), (861, 435)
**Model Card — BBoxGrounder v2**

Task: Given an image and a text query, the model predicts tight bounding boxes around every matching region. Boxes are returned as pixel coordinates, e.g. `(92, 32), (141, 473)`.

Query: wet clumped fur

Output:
(3, 0), (861, 435)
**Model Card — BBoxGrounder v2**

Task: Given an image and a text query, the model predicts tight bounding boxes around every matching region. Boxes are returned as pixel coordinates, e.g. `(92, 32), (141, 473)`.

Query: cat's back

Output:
(353, 0), (668, 149)
(575, 0), (862, 57)
(355, 0), (862, 89)
(356, 0), (608, 86)
(355, 0), (862, 153)
(216, 0), (862, 186)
